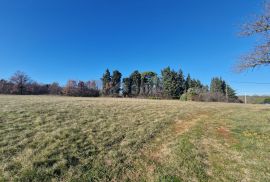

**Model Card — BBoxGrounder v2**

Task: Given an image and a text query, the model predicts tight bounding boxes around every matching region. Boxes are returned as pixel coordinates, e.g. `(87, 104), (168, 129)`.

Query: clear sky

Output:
(0, 0), (269, 95)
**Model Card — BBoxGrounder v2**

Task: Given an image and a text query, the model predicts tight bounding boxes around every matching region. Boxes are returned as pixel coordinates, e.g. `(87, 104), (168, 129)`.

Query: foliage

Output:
(185, 74), (192, 91)
(111, 70), (122, 96)
(210, 77), (239, 102)
(122, 78), (131, 97)
(161, 67), (185, 99)
(210, 77), (226, 95)
(177, 69), (185, 96)
(101, 69), (122, 97)
(180, 93), (188, 101)
(140, 71), (157, 96)
(180, 88), (200, 101)
(264, 97), (270, 104)
(130, 70), (141, 96)
(0, 69), (240, 103)
(101, 69), (111, 96)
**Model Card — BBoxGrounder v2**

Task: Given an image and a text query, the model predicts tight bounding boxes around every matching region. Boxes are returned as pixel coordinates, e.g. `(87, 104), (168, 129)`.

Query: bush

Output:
(264, 98), (270, 104)
(180, 88), (200, 101)
(180, 88), (241, 103)
(180, 93), (188, 101)
(148, 96), (162, 100)
(199, 92), (226, 102)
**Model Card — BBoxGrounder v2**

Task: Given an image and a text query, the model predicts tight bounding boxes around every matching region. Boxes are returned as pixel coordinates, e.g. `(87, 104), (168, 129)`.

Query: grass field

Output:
(0, 95), (269, 181)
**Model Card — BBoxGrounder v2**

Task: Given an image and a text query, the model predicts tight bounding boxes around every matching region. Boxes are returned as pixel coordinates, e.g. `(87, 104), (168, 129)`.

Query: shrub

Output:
(180, 93), (188, 101)
(264, 98), (270, 104)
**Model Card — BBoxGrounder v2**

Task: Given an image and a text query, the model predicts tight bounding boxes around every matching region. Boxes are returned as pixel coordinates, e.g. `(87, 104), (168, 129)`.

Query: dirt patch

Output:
(217, 127), (231, 139)
(148, 113), (210, 163)
(173, 120), (192, 134)
(216, 126), (238, 144)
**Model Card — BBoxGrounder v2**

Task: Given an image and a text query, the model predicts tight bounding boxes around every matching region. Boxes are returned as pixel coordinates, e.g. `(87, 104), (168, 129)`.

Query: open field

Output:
(0, 95), (269, 181)
(238, 95), (270, 104)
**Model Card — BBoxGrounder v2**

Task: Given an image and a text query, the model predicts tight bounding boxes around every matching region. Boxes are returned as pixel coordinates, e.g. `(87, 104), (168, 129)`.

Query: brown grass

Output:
(0, 95), (269, 181)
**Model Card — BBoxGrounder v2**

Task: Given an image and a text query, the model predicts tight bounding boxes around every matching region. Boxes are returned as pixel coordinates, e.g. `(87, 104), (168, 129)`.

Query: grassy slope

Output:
(0, 96), (269, 181)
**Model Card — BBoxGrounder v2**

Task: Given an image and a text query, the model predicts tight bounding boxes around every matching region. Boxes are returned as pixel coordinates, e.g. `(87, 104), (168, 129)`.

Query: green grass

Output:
(0, 95), (269, 181)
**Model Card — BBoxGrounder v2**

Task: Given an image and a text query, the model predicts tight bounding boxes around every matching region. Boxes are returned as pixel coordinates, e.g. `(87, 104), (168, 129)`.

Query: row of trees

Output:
(101, 69), (122, 96)
(0, 69), (239, 102)
(0, 71), (57, 95)
(180, 77), (239, 102)
(62, 80), (99, 97)
(0, 71), (99, 97)
(101, 68), (240, 102)
(102, 68), (206, 99)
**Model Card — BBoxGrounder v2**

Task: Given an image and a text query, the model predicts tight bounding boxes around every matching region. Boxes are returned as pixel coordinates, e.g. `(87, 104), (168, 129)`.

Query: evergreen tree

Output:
(130, 71), (141, 96)
(150, 74), (162, 96)
(111, 70), (122, 95)
(227, 85), (238, 102)
(161, 67), (173, 98)
(122, 77), (131, 97)
(177, 69), (185, 96)
(161, 67), (180, 98)
(101, 69), (111, 96)
(191, 79), (203, 89)
(170, 70), (179, 98)
(185, 74), (192, 92)
(210, 77), (226, 94)
(140, 72), (157, 96)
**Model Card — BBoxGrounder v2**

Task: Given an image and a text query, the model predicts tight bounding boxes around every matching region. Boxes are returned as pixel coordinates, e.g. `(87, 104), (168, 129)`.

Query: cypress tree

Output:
(185, 74), (192, 92)
(140, 72), (157, 96)
(210, 77), (226, 94)
(177, 69), (185, 96)
(161, 67), (173, 98)
(111, 70), (122, 96)
(122, 77), (131, 97)
(101, 69), (111, 96)
(130, 71), (141, 96)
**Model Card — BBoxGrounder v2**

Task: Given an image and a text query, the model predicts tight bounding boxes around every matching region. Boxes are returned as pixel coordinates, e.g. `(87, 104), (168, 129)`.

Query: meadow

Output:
(0, 95), (269, 181)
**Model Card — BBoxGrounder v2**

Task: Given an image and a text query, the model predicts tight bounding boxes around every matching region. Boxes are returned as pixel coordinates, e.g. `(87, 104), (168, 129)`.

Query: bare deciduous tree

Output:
(49, 82), (62, 95)
(10, 71), (30, 95)
(237, 2), (270, 71)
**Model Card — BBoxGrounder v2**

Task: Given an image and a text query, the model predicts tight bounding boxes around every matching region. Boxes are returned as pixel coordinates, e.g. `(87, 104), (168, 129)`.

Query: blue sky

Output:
(0, 0), (269, 95)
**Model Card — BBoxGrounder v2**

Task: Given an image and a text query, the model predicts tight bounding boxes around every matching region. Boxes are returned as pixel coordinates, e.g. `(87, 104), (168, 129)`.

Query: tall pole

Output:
(245, 93), (247, 104)
(226, 84), (228, 102)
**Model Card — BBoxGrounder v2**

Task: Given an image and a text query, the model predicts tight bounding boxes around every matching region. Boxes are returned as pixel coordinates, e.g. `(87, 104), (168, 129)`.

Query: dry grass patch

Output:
(0, 96), (269, 181)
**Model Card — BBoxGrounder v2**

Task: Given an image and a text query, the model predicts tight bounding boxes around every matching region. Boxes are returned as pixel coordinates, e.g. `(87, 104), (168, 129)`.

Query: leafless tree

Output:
(237, 1), (270, 71)
(63, 80), (78, 96)
(49, 82), (62, 95)
(10, 71), (30, 95)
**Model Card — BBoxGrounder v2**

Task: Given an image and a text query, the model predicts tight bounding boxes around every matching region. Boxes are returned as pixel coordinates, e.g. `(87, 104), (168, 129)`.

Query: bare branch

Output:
(237, 1), (270, 71)
(236, 42), (270, 72)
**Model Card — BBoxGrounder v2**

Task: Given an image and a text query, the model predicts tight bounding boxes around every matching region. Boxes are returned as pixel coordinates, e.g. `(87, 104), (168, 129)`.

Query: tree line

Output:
(0, 71), (99, 97)
(102, 67), (240, 103)
(0, 69), (240, 103)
